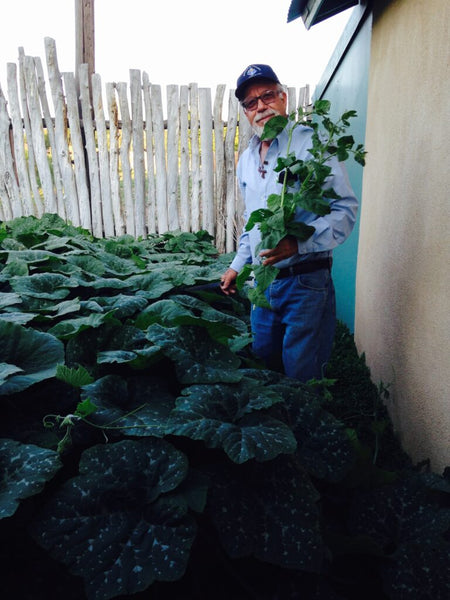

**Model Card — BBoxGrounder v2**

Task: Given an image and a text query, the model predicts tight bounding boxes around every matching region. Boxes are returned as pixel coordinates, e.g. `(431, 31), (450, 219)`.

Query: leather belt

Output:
(275, 258), (332, 279)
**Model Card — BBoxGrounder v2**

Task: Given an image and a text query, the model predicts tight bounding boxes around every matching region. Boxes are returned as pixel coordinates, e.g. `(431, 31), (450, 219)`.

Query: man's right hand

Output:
(220, 268), (238, 295)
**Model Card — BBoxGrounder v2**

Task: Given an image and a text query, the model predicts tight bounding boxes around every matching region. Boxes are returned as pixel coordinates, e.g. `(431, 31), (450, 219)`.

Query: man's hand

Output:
(220, 268), (238, 295)
(259, 235), (298, 265)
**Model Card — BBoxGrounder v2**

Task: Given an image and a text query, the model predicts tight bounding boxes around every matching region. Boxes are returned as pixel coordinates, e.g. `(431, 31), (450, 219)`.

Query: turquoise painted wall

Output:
(313, 7), (372, 330)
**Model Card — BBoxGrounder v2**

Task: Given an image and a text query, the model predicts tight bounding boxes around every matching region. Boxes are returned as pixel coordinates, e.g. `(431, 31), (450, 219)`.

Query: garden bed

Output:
(0, 215), (448, 600)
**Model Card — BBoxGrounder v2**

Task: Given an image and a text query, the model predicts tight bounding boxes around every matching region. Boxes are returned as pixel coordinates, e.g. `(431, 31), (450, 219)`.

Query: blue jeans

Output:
(250, 267), (336, 382)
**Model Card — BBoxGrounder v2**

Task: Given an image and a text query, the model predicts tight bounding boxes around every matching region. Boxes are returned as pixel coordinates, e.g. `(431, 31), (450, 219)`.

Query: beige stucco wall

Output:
(355, 0), (450, 473)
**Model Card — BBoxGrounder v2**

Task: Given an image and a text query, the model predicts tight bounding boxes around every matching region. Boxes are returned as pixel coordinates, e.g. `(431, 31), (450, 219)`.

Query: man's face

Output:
(241, 82), (287, 138)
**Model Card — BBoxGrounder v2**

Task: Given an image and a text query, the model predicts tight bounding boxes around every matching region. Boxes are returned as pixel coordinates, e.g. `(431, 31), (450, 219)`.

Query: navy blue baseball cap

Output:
(235, 64), (281, 100)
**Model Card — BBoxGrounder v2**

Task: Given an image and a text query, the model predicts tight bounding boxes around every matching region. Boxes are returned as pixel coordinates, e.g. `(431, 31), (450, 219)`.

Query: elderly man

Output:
(220, 64), (358, 382)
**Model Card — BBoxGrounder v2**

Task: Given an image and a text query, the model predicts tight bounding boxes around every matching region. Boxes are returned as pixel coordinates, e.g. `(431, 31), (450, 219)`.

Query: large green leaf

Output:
(64, 324), (119, 367)
(270, 383), (355, 482)
(2, 249), (62, 266)
(245, 208), (274, 232)
(293, 191), (332, 216)
(0, 312), (37, 325)
(383, 537), (449, 599)
(4, 213), (87, 247)
(90, 294), (148, 320)
(74, 274), (132, 291)
(0, 438), (62, 519)
(98, 323), (148, 351)
(65, 254), (107, 276)
(159, 263), (224, 288)
(31, 298), (81, 321)
(0, 237), (26, 251)
(261, 115), (289, 141)
(348, 472), (450, 547)
(32, 439), (197, 600)
(146, 324), (242, 384)
(348, 473), (450, 599)
(166, 380), (296, 463)
(247, 266), (277, 309)
(135, 295), (246, 344)
(135, 298), (205, 329)
(0, 321), (64, 395)
(161, 230), (216, 255)
(0, 259), (29, 277)
(48, 311), (120, 340)
(96, 324), (161, 368)
(155, 264), (201, 288)
(128, 272), (175, 298)
(32, 234), (93, 253)
(172, 294), (248, 335)
(261, 208), (286, 234)
(85, 250), (140, 277)
(285, 221), (316, 241)
(97, 347), (161, 368)
(0, 363), (24, 383)
(80, 374), (175, 437)
(205, 457), (323, 571)
(10, 272), (78, 299)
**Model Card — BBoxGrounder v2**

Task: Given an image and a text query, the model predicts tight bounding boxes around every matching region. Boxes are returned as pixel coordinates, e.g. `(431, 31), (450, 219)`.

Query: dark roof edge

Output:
(287, 1), (309, 24)
(288, 0), (359, 28)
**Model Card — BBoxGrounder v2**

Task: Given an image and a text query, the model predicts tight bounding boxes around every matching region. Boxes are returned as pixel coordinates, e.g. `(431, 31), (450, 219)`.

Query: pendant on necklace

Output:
(258, 160), (268, 178)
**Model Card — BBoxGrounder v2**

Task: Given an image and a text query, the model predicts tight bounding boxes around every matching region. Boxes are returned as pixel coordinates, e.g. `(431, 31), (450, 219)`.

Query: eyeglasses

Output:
(241, 90), (281, 112)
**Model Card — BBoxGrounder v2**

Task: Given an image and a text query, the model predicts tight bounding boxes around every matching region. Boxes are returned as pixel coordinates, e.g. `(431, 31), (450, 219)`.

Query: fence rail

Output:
(0, 38), (310, 252)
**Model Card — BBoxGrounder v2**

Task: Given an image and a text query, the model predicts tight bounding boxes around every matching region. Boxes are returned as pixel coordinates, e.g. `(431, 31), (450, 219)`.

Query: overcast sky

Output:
(0, 0), (352, 96)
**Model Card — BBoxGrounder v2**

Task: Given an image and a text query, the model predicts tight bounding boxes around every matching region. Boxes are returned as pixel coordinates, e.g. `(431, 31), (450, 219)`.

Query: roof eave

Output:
(287, 0), (359, 29)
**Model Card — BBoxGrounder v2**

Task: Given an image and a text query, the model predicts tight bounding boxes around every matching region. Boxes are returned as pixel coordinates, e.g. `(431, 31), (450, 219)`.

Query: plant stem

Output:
(279, 125), (294, 210)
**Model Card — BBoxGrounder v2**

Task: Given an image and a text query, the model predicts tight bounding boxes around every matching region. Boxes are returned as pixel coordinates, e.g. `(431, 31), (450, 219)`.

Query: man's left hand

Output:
(259, 235), (298, 265)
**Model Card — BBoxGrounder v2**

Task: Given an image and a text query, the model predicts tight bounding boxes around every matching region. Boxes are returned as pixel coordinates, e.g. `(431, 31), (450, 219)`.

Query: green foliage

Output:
(165, 378), (297, 463)
(0, 438), (62, 519)
(237, 100), (367, 307)
(0, 320), (64, 394)
(55, 364), (95, 388)
(0, 215), (447, 600)
(31, 439), (198, 599)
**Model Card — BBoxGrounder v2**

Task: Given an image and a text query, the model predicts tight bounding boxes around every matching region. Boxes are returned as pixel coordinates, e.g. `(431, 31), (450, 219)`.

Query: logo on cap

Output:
(245, 65), (261, 77)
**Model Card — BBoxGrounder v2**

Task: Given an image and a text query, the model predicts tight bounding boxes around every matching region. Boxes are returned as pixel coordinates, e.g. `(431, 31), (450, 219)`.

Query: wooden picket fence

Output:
(0, 38), (310, 253)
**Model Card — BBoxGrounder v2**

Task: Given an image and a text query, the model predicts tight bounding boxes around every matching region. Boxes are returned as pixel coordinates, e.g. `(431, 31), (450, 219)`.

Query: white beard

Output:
(251, 122), (265, 138)
(252, 108), (279, 138)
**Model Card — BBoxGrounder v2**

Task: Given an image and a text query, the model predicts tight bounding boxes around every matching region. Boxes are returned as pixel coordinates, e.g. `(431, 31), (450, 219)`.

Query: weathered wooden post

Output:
(75, 0), (95, 94)
(74, 0), (95, 224)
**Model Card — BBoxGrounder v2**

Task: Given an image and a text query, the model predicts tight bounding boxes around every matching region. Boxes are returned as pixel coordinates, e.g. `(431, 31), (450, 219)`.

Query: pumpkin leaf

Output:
(146, 324), (242, 384)
(166, 380), (295, 463)
(0, 321), (64, 395)
(31, 439), (196, 600)
(80, 374), (175, 438)
(0, 439), (62, 519)
(205, 457), (323, 571)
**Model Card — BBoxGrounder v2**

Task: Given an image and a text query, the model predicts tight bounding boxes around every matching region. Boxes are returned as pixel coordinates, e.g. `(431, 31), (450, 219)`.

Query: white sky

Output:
(0, 0), (352, 97)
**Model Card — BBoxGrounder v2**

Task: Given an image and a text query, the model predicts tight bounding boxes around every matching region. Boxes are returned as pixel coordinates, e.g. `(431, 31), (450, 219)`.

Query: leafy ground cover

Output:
(0, 214), (448, 600)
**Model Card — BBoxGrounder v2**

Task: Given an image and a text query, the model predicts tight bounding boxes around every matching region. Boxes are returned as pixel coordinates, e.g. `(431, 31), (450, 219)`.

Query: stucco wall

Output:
(355, 0), (450, 472)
